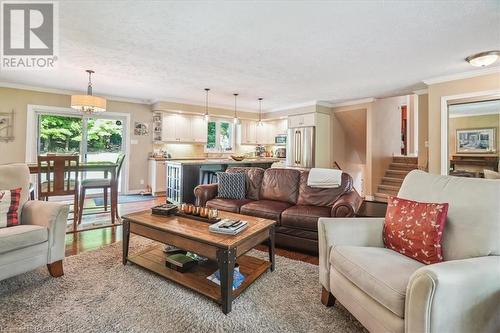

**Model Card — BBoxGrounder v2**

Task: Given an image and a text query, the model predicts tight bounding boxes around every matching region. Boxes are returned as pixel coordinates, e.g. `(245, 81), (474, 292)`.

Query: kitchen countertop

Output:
(164, 158), (280, 165)
(148, 157), (206, 161)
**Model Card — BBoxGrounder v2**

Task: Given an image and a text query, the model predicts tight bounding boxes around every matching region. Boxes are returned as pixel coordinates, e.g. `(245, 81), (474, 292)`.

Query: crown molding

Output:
(269, 100), (334, 112)
(316, 100), (335, 108)
(422, 66), (500, 85)
(151, 97), (259, 113)
(413, 89), (428, 95)
(269, 100), (318, 112)
(330, 97), (375, 108)
(0, 81), (152, 105)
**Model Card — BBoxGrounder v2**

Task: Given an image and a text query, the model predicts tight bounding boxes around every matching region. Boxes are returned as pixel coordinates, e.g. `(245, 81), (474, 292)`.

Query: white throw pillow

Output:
(484, 169), (500, 180)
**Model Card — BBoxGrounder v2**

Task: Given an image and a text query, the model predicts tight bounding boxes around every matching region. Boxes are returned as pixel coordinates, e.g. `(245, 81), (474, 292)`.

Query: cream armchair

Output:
(0, 164), (69, 281)
(319, 170), (500, 333)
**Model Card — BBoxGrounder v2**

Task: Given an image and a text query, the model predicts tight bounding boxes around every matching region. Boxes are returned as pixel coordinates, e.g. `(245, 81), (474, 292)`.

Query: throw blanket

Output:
(307, 168), (342, 188)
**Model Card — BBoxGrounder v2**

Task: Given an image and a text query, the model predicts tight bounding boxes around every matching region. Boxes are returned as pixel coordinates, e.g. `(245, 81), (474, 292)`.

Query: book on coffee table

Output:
(207, 266), (245, 290)
(209, 219), (248, 235)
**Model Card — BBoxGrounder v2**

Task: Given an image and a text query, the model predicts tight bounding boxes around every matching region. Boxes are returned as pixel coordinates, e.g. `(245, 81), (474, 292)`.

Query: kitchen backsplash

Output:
(152, 142), (278, 159)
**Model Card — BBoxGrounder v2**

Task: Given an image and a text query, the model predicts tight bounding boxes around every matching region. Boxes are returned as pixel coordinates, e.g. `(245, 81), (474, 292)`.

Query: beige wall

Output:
(330, 96), (407, 197)
(427, 73), (500, 174)
(369, 96), (406, 195)
(331, 106), (367, 195)
(0, 87), (153, 191)
(417, 93), (429, 169)
(448, 114), (500, 157)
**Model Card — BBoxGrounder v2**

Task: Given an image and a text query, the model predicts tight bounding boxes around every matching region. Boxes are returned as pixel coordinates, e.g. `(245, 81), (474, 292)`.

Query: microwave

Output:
(275, 134), (287, 145)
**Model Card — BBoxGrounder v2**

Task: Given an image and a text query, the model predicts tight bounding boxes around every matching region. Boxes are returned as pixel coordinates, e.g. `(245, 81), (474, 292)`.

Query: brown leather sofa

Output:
(194, 167), (362, 254)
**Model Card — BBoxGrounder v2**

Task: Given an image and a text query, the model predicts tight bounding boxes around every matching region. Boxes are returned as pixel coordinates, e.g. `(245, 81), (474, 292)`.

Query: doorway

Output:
(400, 105), (408, 156)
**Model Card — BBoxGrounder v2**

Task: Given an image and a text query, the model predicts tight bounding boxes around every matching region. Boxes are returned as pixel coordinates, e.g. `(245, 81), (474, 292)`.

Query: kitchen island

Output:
(165, 158), (280, 204)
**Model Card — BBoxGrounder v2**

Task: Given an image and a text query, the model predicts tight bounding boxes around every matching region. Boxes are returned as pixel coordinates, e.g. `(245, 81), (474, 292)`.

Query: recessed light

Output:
(465, 50), (500, 67)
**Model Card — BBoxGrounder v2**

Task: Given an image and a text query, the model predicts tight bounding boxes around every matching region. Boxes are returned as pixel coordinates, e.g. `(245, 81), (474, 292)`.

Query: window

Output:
(205, 119), (234, 152)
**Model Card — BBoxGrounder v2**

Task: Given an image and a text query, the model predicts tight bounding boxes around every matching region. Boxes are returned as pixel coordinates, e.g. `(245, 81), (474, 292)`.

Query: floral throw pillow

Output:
(383, 196), (449, 265)
(0, 188), (22, 228)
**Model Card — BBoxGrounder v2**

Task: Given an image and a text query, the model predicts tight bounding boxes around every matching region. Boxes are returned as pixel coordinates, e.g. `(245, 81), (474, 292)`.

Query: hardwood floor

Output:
(65, 197), (319, 265)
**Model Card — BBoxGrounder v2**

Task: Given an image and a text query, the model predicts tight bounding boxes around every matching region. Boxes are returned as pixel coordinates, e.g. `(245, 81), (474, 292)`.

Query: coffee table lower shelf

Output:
(128, 244), (271, 303)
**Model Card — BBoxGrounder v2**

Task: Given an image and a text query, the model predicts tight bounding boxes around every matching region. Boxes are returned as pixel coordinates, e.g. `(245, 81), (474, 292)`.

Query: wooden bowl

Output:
(230, 155), (245, 161)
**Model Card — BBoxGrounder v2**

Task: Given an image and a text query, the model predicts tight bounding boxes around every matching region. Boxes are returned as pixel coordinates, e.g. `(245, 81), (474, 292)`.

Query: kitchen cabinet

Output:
(176, 115), (192, 141)
(256, 122), (275, 145)
(190, 116), (207, 143)
(158, 113), (207, 143)
(275, 119), (288, 134)
(239, 119), (288, 145)
(166, 160), (277, 204)
(166, 163), (182, 204)
(288, 113), (316, 128)
(161, 113), (178, 142)
(239, 120), (257, 145)
(148, 159), (166, 196)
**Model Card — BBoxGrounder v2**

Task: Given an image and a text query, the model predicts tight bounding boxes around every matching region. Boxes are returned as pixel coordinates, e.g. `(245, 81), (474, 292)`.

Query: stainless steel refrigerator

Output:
(286, 127), (315, 168)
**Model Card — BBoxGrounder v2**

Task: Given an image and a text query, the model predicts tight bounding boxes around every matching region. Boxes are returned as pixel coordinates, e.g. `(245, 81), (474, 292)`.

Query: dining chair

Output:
(78, 154), (125, 225)
(37, 155), (79, 229)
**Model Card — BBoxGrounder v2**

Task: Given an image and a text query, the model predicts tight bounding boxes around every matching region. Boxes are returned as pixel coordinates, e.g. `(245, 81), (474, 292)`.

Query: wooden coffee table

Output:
(122, 210), (276, 314)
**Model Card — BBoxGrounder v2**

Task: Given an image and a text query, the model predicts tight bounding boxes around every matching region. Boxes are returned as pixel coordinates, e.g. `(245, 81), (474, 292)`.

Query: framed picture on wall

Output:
(456, 128), (496, 154)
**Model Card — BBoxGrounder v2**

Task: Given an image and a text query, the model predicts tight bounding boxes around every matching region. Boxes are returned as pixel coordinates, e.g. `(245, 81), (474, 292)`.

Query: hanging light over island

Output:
(257, 97), (264, 126)
(204, 88), (210, 121)
(233, 93), (240, 124)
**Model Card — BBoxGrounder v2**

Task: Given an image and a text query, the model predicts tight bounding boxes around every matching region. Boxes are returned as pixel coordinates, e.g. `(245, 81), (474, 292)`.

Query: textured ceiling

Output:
(0, 0), (499, 111)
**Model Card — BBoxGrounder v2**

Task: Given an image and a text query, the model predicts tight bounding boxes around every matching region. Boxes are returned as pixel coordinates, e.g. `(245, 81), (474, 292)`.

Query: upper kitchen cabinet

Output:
(190, 116), (207, 143)
(256, 122), (275, 145)
(157, 112), (207, 143)
(239, 120), (257, 145)
(239, 119), (287, 145)
(288, 113), (316, 128)
(161, 113), (179, 142)
(175, 115), (192, 141)
(275, 119), (288, 134)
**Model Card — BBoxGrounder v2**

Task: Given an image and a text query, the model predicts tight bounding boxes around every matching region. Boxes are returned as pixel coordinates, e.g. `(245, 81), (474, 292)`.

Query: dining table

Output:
(28, 161), (120, 227)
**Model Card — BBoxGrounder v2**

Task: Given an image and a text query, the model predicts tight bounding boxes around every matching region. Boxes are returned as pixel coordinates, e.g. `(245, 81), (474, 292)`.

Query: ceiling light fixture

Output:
(465, 50), (500, 67)
(258, 98), (263, 127)
(233, 93), (240, 124)
(204, 88), (210, 121)
(71, 70), (107, 114)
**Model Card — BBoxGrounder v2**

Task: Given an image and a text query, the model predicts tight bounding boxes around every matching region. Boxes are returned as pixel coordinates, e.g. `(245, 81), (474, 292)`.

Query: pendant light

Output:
(233, 93), (239, 124)
(71, 70), (107, 114)
(204, 88), (210, 121)
(257, 98), (264, 127)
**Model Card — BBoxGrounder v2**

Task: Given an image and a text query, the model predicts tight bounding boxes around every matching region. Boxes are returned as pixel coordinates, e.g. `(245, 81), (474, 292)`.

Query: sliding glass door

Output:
(84, 116), (125, 191)
(39, 114), (83, 155)
(37, 112), (126, 192)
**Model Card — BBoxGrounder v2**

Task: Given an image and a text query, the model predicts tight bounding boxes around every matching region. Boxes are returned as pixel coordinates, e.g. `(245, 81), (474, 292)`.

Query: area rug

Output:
(0, 237), (366, 333)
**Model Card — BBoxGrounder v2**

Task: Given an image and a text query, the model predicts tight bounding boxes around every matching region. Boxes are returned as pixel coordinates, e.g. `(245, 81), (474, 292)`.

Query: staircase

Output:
(374, 156), (418, 202)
